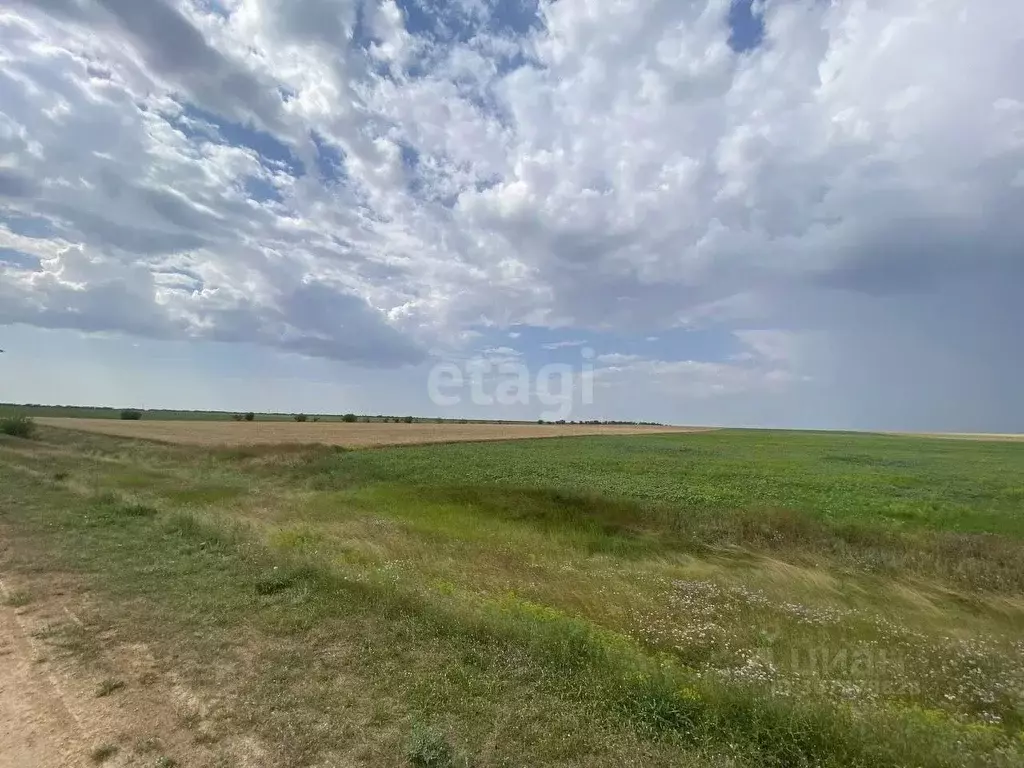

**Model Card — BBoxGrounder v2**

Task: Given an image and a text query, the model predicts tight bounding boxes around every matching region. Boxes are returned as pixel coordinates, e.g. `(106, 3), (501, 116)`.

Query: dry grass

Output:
(36, 418), (710, 448)
(892, 432), (1024, 442)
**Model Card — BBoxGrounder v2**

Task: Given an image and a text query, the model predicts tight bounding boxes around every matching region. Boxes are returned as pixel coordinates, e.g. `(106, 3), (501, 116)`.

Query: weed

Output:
(0, 414), (35, 438)
(33, 621), (99, 661)
(87, 494), (158, 525)
(90, 743), (119, 763)
(406, 725), (456, 768)
(96, 678), (125, 697)
(2, 589), (31, 607)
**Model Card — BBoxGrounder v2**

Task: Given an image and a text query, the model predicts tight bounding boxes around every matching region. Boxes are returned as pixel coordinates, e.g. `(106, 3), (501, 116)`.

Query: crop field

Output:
(0, 403), (551, 423)
(2, 425), (1024, 766)
(34, 417), (705, 447)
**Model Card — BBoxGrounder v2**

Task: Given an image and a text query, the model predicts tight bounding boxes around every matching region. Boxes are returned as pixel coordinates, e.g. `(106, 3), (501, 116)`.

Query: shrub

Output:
(231, 414), (243, 421)
(403, 416), (414, 424)
(244, 412), (255, 422)
(342, 413), (357, 423)
(405, 725), (455, 768)
(1, 415), (36, 439)
(294, 413), (308, 422)
(120, 409), (143, 421)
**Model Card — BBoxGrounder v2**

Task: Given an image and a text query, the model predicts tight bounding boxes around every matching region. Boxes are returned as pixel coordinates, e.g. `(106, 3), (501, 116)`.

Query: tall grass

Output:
(0, 414), (35, 438)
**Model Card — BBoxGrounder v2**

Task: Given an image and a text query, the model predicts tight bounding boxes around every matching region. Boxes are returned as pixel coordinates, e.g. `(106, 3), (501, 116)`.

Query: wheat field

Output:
(37, 417), (709, 447)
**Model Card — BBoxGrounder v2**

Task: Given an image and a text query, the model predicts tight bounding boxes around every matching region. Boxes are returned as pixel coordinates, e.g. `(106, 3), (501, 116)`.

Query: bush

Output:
(0, 415), (36, 439)
(244, 412), (255, 422)
(294, 413), (308, 422)
(405, 725), (455, 768)
(342, 413), (357, 423)
(403, 416), (414, 424)
(120, 409), (143, 421)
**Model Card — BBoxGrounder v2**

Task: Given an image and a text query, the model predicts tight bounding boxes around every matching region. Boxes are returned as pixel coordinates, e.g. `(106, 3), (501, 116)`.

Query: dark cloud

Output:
(278, 282), (426, 366)
(0, 169), (36, 198)
(39, 203), (208, 255)
(17, 0), (292, 135)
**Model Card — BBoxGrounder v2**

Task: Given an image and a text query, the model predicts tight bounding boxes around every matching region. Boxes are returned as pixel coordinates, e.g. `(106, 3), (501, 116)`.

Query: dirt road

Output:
(0, 589), (82, 767)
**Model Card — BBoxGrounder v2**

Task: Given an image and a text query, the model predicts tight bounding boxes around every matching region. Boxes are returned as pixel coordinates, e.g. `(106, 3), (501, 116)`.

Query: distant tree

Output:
(342, 413), (357, 423)
(244, 412), (255, 422)
(120, 409), (143, 421)
(294, 413), (308, 422)
(435, 417), (443, 424)
(231, 414), (243, 421)
(403, 415), (414, 424)
(312, 416), (320, 422)
(537, 419), (545, 425)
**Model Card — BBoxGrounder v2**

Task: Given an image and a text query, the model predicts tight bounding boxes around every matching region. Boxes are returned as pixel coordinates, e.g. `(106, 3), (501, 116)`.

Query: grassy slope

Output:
(2, 426), (1023, 766)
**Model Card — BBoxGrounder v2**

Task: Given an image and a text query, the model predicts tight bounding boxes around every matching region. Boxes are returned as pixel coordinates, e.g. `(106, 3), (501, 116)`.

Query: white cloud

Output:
(595, 352), (643, 365)
(542, 340), (589, 350)
(2, 0), (1022, 428)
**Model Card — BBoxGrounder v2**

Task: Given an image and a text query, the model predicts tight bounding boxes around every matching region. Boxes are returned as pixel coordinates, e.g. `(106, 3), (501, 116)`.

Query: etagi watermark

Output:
(427, 348), (596, 422)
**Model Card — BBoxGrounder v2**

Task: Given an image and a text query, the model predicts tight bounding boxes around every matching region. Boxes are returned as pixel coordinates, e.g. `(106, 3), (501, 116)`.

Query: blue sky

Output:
(2, 0), (1023, 430)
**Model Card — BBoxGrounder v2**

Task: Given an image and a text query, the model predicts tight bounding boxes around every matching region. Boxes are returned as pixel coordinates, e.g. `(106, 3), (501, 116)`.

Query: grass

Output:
(89, 743), (119, 763)
(406, 725), (459, 768)
(2, 588), (31, 607)
(95, 678), (125, 697)
(2, 427), (1024, 766)
(0, 414), (35, 438)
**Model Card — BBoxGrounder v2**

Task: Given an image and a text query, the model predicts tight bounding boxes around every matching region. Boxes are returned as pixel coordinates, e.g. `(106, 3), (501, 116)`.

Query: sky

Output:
(1, 0), (1022, 430)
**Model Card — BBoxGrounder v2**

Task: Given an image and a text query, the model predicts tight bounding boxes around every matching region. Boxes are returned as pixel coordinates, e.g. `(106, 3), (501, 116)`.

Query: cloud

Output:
(595, 352), (643, 365)
(542, 340), (589, 350)
(1, 0), (1022, 427)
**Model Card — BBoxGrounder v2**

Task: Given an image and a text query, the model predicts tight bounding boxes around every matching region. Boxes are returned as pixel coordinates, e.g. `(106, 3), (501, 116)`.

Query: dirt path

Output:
(0, 567), (265, 767)
(0, 590), (84, 767)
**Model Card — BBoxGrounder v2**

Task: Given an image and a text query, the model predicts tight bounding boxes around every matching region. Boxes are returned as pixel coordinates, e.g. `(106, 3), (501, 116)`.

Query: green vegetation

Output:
(89, 744), (119, 764)
(2, 427), (1023, 766)
(0, 413), (35, 438)
(120, 408), (143, 420)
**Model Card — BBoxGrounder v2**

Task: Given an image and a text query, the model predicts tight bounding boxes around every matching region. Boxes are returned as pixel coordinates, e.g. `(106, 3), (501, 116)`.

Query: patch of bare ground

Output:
(0, 551), (264, 767)
(37, 417), (713, 448)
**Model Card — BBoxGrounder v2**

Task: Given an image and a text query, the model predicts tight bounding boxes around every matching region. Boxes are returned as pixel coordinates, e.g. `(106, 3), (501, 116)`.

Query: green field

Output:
(2, 425), (1023, 766)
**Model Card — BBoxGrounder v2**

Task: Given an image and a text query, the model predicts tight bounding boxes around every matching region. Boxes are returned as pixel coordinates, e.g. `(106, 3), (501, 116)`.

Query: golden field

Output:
(36, 417), (710, 447)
